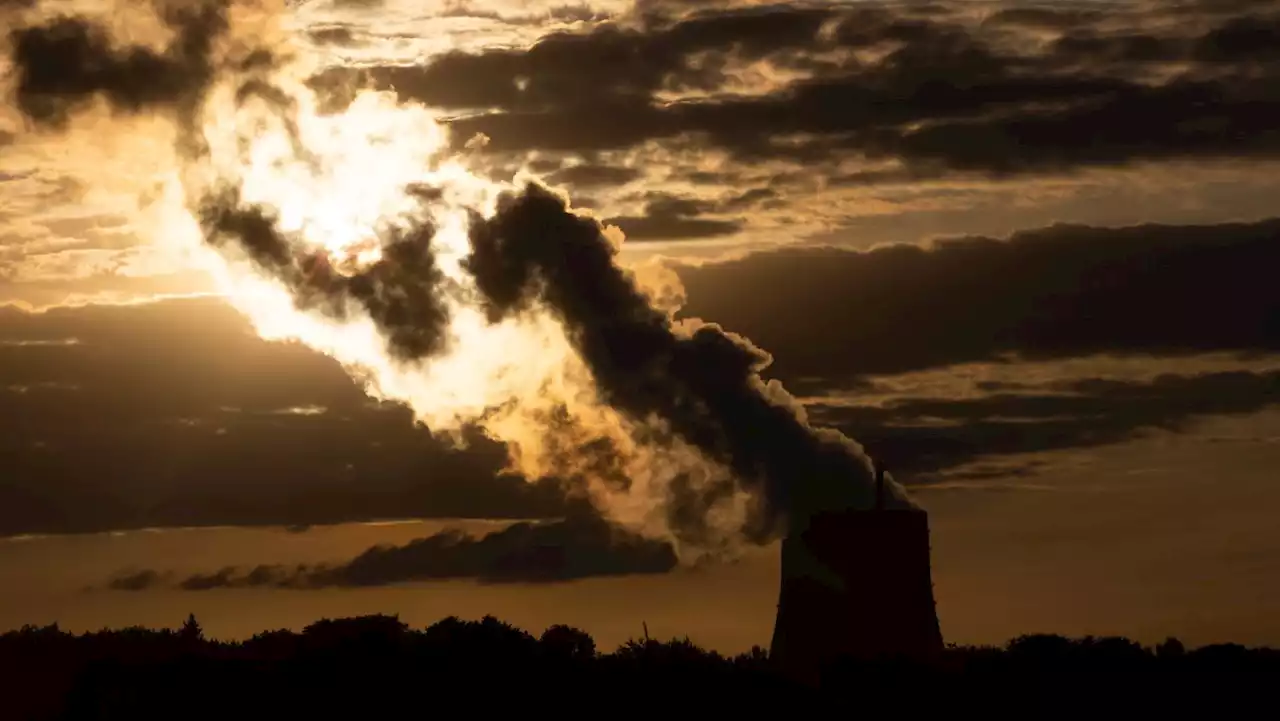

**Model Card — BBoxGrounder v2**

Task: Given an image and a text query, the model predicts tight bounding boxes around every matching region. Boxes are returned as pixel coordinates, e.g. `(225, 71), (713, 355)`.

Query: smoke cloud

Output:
(198, 190), (454, 361)
(468, 186), (911, 538)
(4, 0), (912, 554)
(9, 0), (455, 361)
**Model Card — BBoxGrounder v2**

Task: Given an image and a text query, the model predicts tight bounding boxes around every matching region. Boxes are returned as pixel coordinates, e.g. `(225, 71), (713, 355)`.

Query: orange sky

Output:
(3, 0), (1280, 649)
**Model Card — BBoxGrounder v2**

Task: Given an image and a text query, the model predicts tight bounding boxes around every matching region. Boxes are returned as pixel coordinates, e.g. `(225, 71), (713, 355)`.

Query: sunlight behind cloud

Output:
(85, 1), (750, 554)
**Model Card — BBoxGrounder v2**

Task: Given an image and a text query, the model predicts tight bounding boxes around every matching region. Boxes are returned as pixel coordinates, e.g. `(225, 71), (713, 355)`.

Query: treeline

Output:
(1, 614), (1277, 718)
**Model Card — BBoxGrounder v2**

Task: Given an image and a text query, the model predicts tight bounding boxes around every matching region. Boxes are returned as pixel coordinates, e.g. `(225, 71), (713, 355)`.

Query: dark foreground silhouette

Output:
(2, 614), (1277, 719)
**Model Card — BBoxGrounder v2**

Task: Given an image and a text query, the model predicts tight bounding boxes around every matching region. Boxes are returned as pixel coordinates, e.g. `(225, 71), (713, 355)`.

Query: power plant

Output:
(769, 466), (944, 683)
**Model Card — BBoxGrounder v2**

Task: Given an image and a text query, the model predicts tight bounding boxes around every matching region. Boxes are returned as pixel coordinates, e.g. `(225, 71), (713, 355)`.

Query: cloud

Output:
(467, 183), (908, 541)
(308, 25), (359, 46)
(0, 297), (574, 537)
(543, 162), (642, 188)
(433, 1), (611, 26)
(8, 1), (233, 131)
(608, 213), (742, 241)
(7, 0), (1279, 311)
(0, 272), (217, 311)
(674, 217), (1280, 383)
(107, 515), (678, 589)
(310, 0), (1280, 175)
(815, 367), (1280, 483)
(604, 192), (742, 241)
(5, 212), (1280, 534)
(107, 568), (173, 591)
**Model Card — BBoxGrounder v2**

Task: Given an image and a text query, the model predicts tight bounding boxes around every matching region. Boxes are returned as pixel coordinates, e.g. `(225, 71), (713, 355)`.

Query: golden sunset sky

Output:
(2, 0), (1279, 651)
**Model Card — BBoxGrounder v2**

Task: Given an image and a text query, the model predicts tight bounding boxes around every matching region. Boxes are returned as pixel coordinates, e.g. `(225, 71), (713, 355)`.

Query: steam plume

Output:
(199, 190), (454, 361)
(468, 185), (912, 539)
(3, 0), (913, 553)
(11, 0), (455, 361)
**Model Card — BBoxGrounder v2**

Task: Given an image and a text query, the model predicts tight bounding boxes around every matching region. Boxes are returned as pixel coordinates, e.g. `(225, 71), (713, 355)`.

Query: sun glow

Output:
(119, 2), (751, 552)
(172, 68), (582, 429)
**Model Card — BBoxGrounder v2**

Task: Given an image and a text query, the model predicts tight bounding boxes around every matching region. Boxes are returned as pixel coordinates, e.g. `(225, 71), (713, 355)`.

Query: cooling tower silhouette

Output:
(769, 467), (944, 682)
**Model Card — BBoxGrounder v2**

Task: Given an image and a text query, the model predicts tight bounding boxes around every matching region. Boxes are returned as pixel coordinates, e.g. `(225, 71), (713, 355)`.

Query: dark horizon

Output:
(3, 0), (1280, 669)
(5, 612), (1277, 718)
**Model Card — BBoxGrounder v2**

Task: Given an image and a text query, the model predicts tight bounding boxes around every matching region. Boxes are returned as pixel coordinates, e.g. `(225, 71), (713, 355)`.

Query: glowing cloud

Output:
(3, 0), (912, 559)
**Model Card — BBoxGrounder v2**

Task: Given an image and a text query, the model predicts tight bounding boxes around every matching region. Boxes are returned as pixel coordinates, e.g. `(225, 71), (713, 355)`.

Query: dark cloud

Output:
(108, 515), (677, 588)
(307, 25), (359, 46)
(605, 192), (742, 241)
(855, 77), (1280, 175)
(676, 217), (1280, 385)
(107, 569), (173, 591)
(8, 208), (1280, 531)
(310, 0), (1280, 175)
(307, 4), (835, 113)
(466, 183), (899, 543)
(607, 214), (741, 241)
(1194, 12), (1280, 63)
(309, 514), (676, 585)
(543, 163), (642, 188)
(7, 215), (1280, 535)
(0, 298), (571, 537)
(818, 369), (1280, 483)
(982, 6), (1107, 29)
(179, 567), (241, 590)
(718, 187), (778, 211)
(8, 0), (233, 136)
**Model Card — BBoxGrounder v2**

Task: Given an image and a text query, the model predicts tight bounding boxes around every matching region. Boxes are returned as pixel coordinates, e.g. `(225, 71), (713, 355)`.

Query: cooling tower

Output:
(769, 476), (944, 683)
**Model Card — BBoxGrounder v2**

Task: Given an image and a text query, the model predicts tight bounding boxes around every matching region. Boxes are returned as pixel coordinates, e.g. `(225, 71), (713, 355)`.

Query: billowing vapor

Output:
(199, 187), (454, 361)
(3, 0), (912, 556)
(468, 187), (913, 539)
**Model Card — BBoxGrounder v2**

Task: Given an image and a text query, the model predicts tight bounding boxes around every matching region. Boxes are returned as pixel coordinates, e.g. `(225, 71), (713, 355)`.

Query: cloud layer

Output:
(5, 0), (1280, 305)
(316, 0), (1280, 173)
(677, 217), (1280, 384)
(5, 215), (1280, 535)
(107, 514), (678, 588)
(6, 1), (909, 547)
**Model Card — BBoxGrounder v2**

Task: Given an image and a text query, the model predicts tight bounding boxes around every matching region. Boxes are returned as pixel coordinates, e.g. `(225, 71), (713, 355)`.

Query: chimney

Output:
(769, 481), (944, 684)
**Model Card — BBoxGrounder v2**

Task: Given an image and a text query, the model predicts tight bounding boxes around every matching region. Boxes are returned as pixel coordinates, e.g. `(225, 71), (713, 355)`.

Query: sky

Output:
(2, 0), (1279, 652)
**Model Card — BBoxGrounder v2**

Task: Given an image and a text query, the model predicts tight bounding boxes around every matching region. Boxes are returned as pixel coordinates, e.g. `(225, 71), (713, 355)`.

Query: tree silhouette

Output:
(179, 613), (203, 643)
(540, 624), (596, 660)
(0, 614), (1277, 717)
(1156, 636), (1186, 660)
